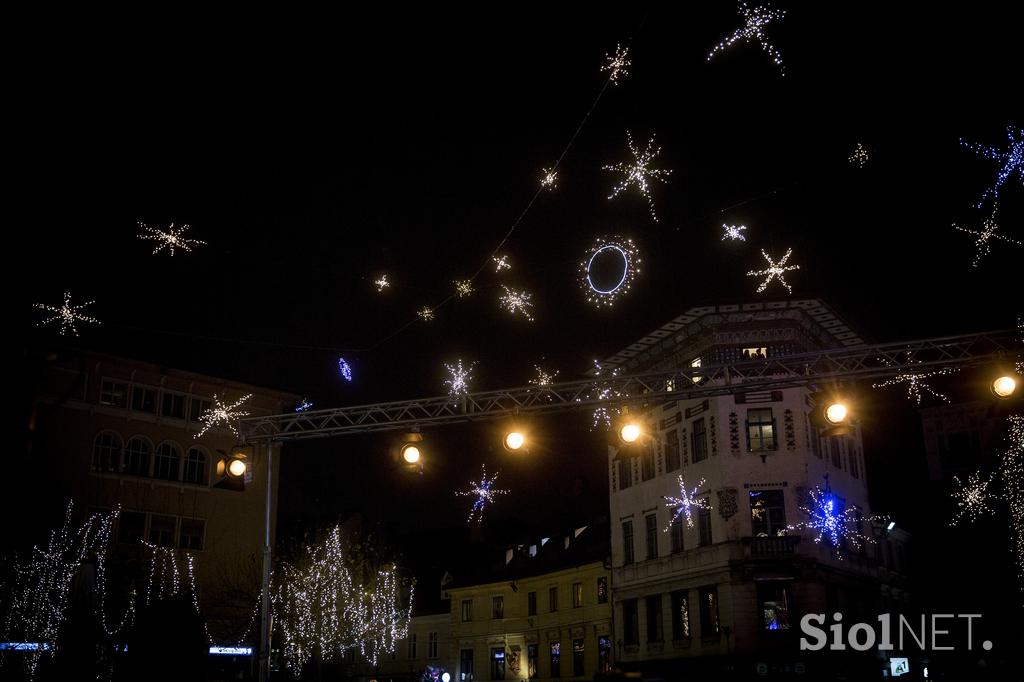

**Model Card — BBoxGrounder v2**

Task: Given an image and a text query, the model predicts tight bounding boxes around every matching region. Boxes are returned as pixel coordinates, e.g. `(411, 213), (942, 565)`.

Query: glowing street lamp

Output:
(824, 402), (848, 425)
(618, 421), (642, 444)
(991, 375), (1017, 399)
(503, 431), (526, 451)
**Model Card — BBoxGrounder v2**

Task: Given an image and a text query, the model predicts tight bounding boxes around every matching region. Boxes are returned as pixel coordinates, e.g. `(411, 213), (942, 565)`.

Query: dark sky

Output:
(13, 4), (1021, 567)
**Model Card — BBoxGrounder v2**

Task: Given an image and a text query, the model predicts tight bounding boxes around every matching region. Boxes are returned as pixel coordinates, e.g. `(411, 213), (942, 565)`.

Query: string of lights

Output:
(951, 203), (1021, 267)
(872, 355), (957, 404)
(961, 125), (1023, 208)
(707, 2), (786, 75)
(137, 222), (205, 256)
(33, 291), (100, 337)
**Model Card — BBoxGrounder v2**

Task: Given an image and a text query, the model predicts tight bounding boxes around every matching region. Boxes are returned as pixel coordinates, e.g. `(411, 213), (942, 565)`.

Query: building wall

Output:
(352, 613), (455, 682)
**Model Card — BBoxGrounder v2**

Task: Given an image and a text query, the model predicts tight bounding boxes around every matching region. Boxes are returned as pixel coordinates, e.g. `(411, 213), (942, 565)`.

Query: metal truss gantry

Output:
(240, 329), (1019, 441)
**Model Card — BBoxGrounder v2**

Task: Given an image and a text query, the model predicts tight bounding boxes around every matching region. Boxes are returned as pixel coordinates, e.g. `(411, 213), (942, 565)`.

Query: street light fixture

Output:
(991, 375), (1017, 399)
(824, 402), (848, 426)
(503, 431), (526, 452)
(401, 443), (421, 464)
(618, 420), (642, 444)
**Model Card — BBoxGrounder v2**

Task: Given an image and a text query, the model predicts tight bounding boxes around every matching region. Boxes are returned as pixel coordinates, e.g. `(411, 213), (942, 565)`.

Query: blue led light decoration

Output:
(579, 237), (641, 307)
(663, 476), (710, 530)
(785, 477), (882, 559)
(456, 465), (509, 523)
(338, 357), (353, 382)
(961, 126), (1023, 208)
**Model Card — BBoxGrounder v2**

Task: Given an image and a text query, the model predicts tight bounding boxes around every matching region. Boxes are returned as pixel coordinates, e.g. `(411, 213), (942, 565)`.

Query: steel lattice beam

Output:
(240, 330), (1019, 441)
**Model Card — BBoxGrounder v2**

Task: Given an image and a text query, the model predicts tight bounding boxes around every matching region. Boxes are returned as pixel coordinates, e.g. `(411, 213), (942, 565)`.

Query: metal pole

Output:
(259, 441), (274, 682)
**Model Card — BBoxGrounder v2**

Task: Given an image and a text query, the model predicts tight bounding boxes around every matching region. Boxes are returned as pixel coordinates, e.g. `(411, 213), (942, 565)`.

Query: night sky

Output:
(14, 5), (1021, 580)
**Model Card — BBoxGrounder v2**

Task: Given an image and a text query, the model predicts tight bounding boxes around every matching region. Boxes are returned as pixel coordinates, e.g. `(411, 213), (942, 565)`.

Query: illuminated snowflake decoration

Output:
(456, 465), (509, 523)
(873, 357), (957, 404)
(721, 224), (747, 241)
(603, 132), (672, 222)
(601, 43), (631, 84)
(499, 285), (535, 321)
(417, 306), (435, 322)
(786, 482), (878, 559)
(585, 361), (624, 429)
(338, 357), (353, 382)
(492, 255), (511, 273)
(540, 167), (558, 189)
(529, 365), (559, 387)
(34, 291), (100, 336)
(961, 126), (1023, 207)
(374, 275), (390, 292)
(137, 222), (205, 256)
(196, 393), (251, 438)
(579, 236), (641, 307)
(950, 471), (997, 526)
(443, 359), (475, 397)
(849, 143), (869, 168)
(454, 279), (474, 298)
(746, 248), (800, 293)
(707, 2), (786, 75)
(294, 399), (314, 412)
(952, 204), (1021, 267)
(663, 476), (709, 530)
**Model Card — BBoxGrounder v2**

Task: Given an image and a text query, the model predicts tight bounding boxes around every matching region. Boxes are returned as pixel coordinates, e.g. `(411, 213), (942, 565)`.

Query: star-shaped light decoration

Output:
(294, 399), (314, 412)
(603, 132), (672, 222)
(529, 365), (559, 387)
(961, 126), (1023, 208)
(873, 356), (957, 404)
(952, 204), (1021, 267)
(34, 291), (100, 336)
(417, 306), (435, 322)
(137, 222), (205, 256)
(586, 361), (624, 430)
(454, 280), (474, 298)
(456, 465), (509, 523)
(196, 393), (251, 438)
(600, 43), (631, 84)
(492, 255), (511, 273)
(707, 2), (786, 75)
(950, 471), (997, 526)
(444, 359), (474, 397)
(746, 248), (800, 293)
(374, 275), (390, 292)
(722, 224), (747, 241)
(785, 480), (879, 559)
(663, 476), (710, 530)
(848, 143), (869, 168)
(540, 168), (558, 190)
(498, 285), (534, 321)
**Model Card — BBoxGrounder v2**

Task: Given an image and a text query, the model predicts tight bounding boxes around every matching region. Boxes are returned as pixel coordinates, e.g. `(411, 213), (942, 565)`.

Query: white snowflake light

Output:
(707, 2), (786, 75)
(952, 204), (1021, 267)
(34, 291), (100, 336)
(603, 132), (672, 222)
(456, 465), (509, 523)
(961, 126), (1023, 207)
(375, 275), (390, 292)
(196, 393), (251, 438)
(950, 471), (997, 526)
(873, 357), (957, 404)
(722, 224), (747, 241)
(601, 43), (631, 84)
(493, 255), (511, 273)
(579, 236), (641, 307)
(137, 222), (205, 256)
(540, 167), (558, 189)
(454, 280), (474, 298)
(586, 361), (624, 430)
(746, 248), (800, 293)
(417, 306), (435, 322)
(444, 359), (474, 397)
(663, 476), (710, 530)
(498, 285), (535, 321)
(849, 143), (869, 167)
(529, 365), (559, 387)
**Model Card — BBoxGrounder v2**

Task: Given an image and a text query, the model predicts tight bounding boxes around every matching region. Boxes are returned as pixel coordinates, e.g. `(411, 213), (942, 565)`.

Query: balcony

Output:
(742, 535), (800, 557)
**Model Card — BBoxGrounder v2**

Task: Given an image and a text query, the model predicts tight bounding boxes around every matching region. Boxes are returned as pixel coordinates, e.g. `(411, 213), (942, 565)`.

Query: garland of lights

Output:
(196, 393), (252, 438)
(785, 479), (882, 560)
(746, 248), (799, 293)
(444, 360), (474, 397)
(137, 222), (205, 256)
(707, 2), (786, 75)
(952, 203), (1021, 267)
(961, 126), (1023, 208)
(579, 236), (640, 307)
(33, 291), (100, 337)
(663, 476), (710, 530)
(456, 465), (509, 523)
(603, 132), (672, 222)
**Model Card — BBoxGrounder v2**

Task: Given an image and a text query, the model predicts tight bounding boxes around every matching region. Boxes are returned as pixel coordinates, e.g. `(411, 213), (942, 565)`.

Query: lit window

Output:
(549, 642), (560, 678)
(746, 408), (777, 452)
(698, 586), (720, 636)
(671, 590), (690, 639)
(743, 347), (767, 359)
(758, 583), (791, 630)
(749, 490), (786, 536)
(490, 648), (505, 680)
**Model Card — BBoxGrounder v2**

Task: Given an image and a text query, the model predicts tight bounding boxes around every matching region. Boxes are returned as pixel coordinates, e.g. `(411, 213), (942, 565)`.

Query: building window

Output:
(622, 599), (639, 646)
(408, 633), (417, 659)
(549, 642), (560, 678)
(548, 586), (558, 612)
(123, 437), (151, 476)
(671, 590), (691, 640)
(596, 577), (608, 604)
(698, 586), (720, 637)
(670, 515), (684, 553)
(850, 444), (861, 479)
(183, 447), (208, 485)
(429, 631), (439, 658)
(527, 644), (538, 678)
(572, 582), (583, 608)
(92, 433), (122, 473)
(749, 490), (786, 536)
(461, 599), (473, 622)
(118, 511), (145, 544)
(646, 594), (663, 642)
(99, 379), (129, 408)
(758, 583), (791, 631)
(641, 444), (655, 481)
(691, 417), (708, 462)
(161, 392), (187, 420)
(828, 436), (843, 469)
(698, 499), (712, 546)
(644, 513), (658, 560)
(492, 595), (504, 619)
(617, 459), (632, 490)
(131, 386), (157, 413)
(664, 430), (681, 471)
(179, 518), (205, 550)
(490, 648), (505, 680)
(460, 649), (474, 682)
(622, 521), (634, 565)
(747, 408), (777, 452)
(743, 347), (768, 359)
(189, 397), (212, 423)
(149, 514), (176, 547)
(154, 443), (181, 481)
(598, 636), (611, 673)
(572, 640), (584, 677)
(528, 590), (537, 616)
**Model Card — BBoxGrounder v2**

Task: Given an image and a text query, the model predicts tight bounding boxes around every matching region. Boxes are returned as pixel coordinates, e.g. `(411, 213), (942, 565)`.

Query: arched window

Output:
(123, 437), (151, 476)
(183, 447), (208, 485)
(92, 432), (122, 473)
(154, 442), (182, 481)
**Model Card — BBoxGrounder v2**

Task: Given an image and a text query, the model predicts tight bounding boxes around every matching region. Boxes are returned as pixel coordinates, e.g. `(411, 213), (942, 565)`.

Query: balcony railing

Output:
(743, 535), (800, 557)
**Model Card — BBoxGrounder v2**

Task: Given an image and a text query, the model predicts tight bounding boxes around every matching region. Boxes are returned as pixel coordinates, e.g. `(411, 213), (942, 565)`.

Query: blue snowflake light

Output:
(663, 476), (709, 530)
(294, 399), (314, 412)
(456, 465), (508, 523)
(338, 357), (353, 382)
(961, 126), (1023, 207)
(786, 480), (878, 559)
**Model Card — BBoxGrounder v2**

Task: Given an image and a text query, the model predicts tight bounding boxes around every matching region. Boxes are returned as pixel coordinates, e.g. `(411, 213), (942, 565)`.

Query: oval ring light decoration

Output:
(579, 236), (641, 307)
